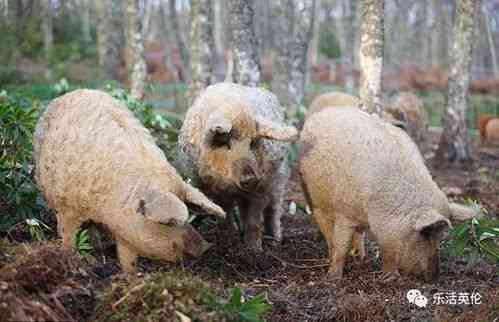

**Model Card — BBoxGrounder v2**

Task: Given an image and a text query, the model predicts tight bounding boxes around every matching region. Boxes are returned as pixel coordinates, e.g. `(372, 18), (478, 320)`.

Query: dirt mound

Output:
(93, 271), (229, 322)
(0, 242), (99, 322)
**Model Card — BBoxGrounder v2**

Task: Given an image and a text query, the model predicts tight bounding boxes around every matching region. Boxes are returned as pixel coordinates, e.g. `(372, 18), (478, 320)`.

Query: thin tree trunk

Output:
(227, 0), (261, 87)
(344, 0), (358, 90)
(40, 0), (53, 62)
(359, 0), (385, 116)
(125, 0), (146, 100)
(158, 1), (177, 81)
(482, 4), (498, 78)
(81, 0), (92, 43)
(436, 0), (480, 163)
(95, 0), (124, 81)
(309, 0), (321, 67)
(169, 0), (190, 82)
(187, 0), (215, 106)
(272, 0), (316, 109)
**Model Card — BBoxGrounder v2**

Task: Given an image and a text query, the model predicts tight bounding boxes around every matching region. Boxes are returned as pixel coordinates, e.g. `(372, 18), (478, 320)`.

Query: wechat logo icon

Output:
(407, 289), (428, 308)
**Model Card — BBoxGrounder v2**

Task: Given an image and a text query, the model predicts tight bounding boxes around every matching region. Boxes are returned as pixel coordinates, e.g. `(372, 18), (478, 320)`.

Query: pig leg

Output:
(57, 213), (82, 248)
(263, 199), (283, 243)
(351, 231), (366, 259)
(329, 216), (355, 279)
(239, 199), (266, 251)
(217, 199), (236, 232)
(378, 239), (401, 275)
(313, 209), (335, 264)
(116, 239), (138, 273)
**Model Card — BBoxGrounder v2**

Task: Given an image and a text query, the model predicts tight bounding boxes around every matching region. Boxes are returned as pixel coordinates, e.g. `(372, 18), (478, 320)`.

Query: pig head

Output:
(382, 203), (480, 281)
(197, 107), (297, 195)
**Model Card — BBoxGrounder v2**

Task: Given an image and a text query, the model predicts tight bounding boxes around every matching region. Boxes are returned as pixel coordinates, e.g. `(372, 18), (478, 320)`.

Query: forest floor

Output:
(0, 135), (498, 322)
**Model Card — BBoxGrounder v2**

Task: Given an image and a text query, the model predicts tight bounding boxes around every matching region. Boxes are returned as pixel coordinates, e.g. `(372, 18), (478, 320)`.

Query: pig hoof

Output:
(326, 269), (343, 281)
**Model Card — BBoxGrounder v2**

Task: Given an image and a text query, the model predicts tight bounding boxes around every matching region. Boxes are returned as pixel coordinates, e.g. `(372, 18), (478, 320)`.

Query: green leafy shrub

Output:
(443, 201), (499, 262)
(0, 94), (50, 235)
(206, 287), (272, 322)
(74, 228), (94, 256)
(444, 217), (499, 262)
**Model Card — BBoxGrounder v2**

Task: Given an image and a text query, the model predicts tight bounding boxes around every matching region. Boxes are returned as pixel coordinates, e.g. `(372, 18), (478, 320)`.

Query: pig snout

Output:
(178, 225), (212, 258)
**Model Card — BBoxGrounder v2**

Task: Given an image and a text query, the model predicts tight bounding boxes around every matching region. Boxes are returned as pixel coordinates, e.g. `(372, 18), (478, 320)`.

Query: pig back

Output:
(300, 108), (438, 215)
(34, 89), (177, 219)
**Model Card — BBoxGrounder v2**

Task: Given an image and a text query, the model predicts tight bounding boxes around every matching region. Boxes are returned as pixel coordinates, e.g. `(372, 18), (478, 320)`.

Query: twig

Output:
(268, 252), (329, 269)
(112, 282), (146, 311)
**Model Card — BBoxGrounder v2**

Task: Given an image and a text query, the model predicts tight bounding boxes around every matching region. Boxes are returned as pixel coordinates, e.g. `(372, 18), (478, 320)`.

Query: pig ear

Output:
(413, 210), (451, 240)
(448, 202), (481, 223)
(138, 192), (189, 226)
(182, 184), (226, 218)
(255, 117), (298, 142)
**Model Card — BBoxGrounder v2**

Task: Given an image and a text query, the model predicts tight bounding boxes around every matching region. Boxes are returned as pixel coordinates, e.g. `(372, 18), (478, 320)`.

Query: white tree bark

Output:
(359, 0), (385, 116)
(437, 0), (480, 163)
(126, 0), (147, 100)
(227, 0), (261, 87)
(272, 0), (316, 109)
(187, 0), (215, 106)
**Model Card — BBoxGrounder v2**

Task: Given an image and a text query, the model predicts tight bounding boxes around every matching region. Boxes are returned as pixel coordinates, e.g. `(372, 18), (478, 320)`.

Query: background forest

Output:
(0, 1), (498, 322)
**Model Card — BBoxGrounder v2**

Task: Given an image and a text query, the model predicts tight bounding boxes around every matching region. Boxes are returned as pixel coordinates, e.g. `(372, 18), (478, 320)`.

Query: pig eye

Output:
(250, 138), (259, 150)
(212, 132), (231, 149)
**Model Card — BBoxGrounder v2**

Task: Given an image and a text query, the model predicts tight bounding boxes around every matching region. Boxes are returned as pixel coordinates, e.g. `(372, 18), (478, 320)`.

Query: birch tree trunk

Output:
(158, 1), (177, 81)
(344, 0), (358, 90)
(436, 0), (479, 163)
(40, 0), (53, 63)
(482, 4), (498, 77)
(272, 0), (316, 109)
(227, 0), (261, 87)
(81, 0), (92, 43)
(358, 0), (384, 116)
(125, 0), (146, 100)
(169, 0), (190, 82)
(187, 0), (215, 106)
(95, 0), (124, 81)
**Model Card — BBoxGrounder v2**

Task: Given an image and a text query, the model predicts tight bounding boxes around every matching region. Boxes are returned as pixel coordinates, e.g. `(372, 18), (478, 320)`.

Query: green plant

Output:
(25, 217), (51, 241)
(74, 228), (94, 256)
(206, 287), (272, 322)
(444, 201), (499, 262)
(0, 94), (50, 234)
(319, 25), (341, 60)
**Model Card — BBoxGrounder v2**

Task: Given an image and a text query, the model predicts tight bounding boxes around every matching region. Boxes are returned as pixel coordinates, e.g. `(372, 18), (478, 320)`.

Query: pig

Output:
(307, 91), (407, 129)
(385, 92), (428, 144)
(178, 83), (298, 250)
(33, 89), (225, 272)
(299, 107), (479, 280)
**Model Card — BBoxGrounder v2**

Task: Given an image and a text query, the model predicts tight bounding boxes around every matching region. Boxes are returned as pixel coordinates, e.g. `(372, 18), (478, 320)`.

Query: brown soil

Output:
(0, 137), (498, 322)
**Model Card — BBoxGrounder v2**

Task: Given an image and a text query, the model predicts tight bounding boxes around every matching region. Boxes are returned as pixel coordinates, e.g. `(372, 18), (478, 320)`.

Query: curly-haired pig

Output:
(307, 91), (407, 129)
(299, 107), (479, 280)
(34, 89), (225, 272)
(178, 83), (298, 250)
(385, 92), (428, 144)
